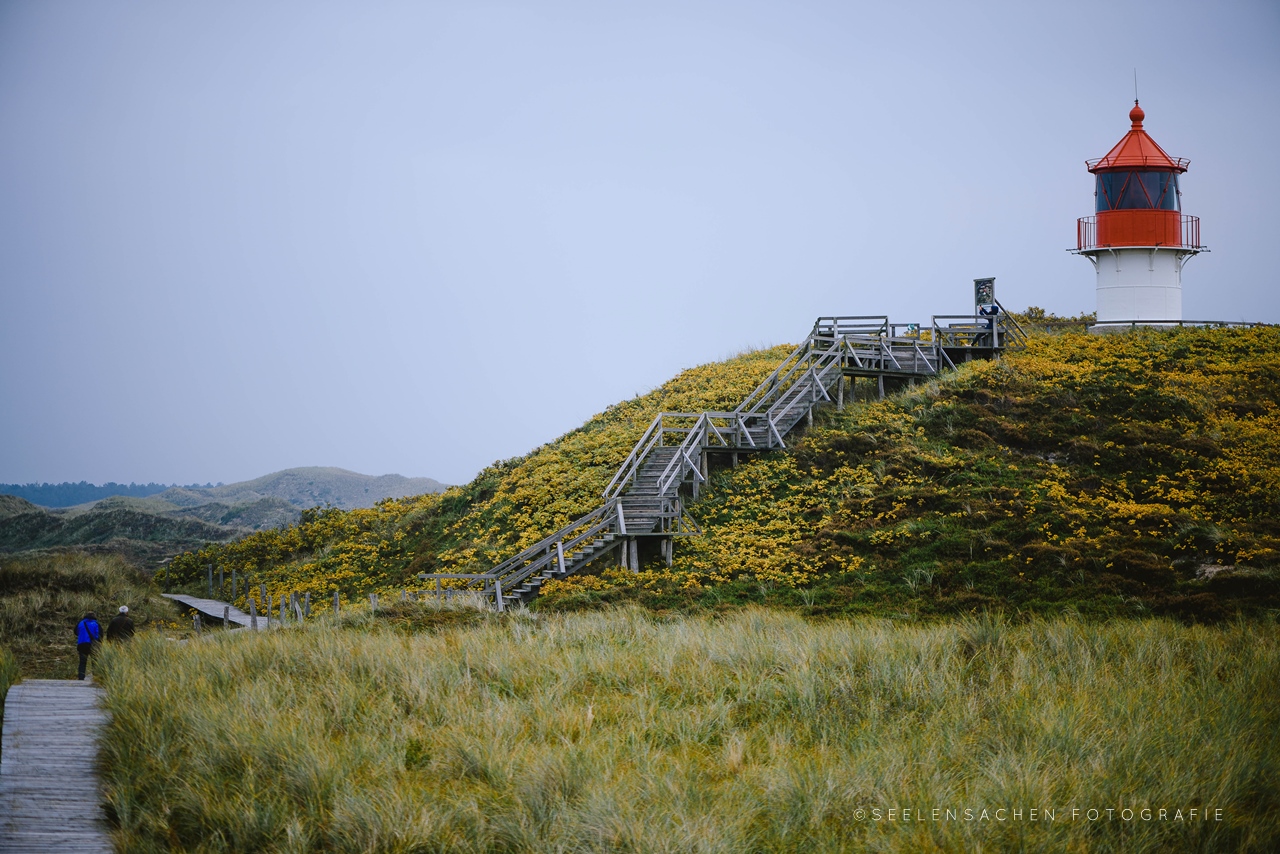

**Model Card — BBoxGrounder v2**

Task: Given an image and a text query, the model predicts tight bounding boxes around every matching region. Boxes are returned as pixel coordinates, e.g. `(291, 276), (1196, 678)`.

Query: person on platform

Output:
(75, 611), (101, 680)
(107, 605), (135, 641)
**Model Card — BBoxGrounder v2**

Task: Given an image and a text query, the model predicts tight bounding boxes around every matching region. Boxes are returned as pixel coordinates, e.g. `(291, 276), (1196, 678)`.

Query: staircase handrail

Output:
(652, 407), (769, 497)
(736, 343), (817, 416)
(758, 346), (844, 447)
(484, 508), (621, 600)
(733, 340), (810, 415)
(656, 413), (711, 496)
(812, 315), (891, 340)
(484, 500), (617, 583)
(604, 411), (743, 500)
(932, 302), (1027, 351)
(736, 322), (872, 418)
(994, 299), (1028, 346)
(602, 415), (665, 499)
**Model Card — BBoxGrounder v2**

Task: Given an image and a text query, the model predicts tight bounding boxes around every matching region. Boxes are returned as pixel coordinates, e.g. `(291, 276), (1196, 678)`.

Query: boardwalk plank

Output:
(162, 593), (267, 630)
(0, 680), (114, 853)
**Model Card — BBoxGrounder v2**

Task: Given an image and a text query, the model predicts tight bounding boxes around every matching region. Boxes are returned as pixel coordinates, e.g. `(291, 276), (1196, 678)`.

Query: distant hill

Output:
(2, 468), (446, 512)
(0, 480), (217, 508)
(153, 467), (446, 511)
(0, 468), (447, 566)
(0, 494), (45, 519)
(0, 500), (238, 564)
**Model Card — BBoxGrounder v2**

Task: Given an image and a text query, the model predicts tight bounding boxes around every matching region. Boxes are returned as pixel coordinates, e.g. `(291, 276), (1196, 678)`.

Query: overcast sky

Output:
(2, 0), (1277, 487)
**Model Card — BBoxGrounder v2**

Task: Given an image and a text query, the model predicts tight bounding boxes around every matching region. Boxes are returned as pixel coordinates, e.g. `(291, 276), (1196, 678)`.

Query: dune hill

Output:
(161, 325), (1280, 622)
(154, 467), (445, 511)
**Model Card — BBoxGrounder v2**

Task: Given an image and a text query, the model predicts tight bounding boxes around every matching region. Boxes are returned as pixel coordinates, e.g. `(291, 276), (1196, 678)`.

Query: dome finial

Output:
(1129, 100), (1145, 128)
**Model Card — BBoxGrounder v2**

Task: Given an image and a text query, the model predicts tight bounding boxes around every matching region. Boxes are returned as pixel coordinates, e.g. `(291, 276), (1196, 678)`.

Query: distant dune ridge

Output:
(0, 467), (448, 561)
(152, 467), (447, 511)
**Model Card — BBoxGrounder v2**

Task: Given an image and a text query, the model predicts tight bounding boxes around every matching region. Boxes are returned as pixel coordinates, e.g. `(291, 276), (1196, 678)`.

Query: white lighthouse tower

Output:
(1074, 102), (1206, 326)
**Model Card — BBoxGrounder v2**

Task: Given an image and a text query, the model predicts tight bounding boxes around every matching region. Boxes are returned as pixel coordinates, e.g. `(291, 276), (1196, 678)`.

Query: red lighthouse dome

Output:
(1073, 101), (1207, 325)
(1082, 100), (1196, 249)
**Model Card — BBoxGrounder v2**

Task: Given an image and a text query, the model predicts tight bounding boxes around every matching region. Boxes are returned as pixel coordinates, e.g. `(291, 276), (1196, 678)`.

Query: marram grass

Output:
(96, 606), (1278, 852)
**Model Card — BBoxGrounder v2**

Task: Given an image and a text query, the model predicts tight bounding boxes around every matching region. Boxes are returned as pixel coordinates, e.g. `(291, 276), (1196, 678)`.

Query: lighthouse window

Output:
(1096, 171), (1180, 212)
(1140, 172), (1180, 210)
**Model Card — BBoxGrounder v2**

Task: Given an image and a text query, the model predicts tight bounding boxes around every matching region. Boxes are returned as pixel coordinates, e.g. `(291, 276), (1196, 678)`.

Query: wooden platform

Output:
(162, 593), (266, 630)
(0, 680), (114, 853)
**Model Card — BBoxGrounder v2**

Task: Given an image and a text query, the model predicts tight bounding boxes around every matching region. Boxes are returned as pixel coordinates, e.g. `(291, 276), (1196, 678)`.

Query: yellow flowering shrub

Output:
(165, 325), (1280, 620)
(543, 326), (1280, 619)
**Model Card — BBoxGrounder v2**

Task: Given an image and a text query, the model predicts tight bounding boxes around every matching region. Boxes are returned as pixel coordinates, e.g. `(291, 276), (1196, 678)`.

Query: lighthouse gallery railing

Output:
(1076, 214), (1201, 251)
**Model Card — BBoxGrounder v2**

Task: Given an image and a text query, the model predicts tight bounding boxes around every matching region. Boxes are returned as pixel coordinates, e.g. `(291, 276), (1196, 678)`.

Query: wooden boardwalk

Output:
(162, 593), (266, 630)
(0, 680), (114, 853)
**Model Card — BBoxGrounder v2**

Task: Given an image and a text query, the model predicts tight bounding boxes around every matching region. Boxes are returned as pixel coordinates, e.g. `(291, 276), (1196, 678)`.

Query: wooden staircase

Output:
(617, 446), (680, 535)
(425, 310), (1025, 608)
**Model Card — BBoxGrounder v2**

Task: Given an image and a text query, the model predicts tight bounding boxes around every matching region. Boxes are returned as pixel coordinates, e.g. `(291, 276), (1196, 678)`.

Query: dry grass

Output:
(0, 552), (177, 679)
(94, 606), (1278, 852)
(0, 645), (18, 752)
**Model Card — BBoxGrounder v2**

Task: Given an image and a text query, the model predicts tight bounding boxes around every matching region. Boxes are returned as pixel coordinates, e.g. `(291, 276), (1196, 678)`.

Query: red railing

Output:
(1182, 214), (1201, 249)
(1085, 155), (1190, 172)
(1077, 214), (1201, 250)
(1077, 216), (1095, 249)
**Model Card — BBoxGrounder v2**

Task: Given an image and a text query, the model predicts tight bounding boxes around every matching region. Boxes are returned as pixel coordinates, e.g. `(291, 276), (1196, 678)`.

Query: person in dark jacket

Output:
(107, 605), (135, 641)
(75, 611), (101, 680)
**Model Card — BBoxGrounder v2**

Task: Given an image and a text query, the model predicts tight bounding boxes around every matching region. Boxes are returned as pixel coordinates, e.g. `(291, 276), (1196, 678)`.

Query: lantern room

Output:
(1073, 101), (1206, 325)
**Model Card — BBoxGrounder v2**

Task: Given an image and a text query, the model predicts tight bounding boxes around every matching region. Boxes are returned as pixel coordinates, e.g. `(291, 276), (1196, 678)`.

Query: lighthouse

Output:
(1074, 101), (1206, 325)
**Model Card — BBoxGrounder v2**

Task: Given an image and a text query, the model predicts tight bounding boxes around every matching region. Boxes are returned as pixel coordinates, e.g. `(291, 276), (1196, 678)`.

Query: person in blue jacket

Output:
(75, 611), (101, 680)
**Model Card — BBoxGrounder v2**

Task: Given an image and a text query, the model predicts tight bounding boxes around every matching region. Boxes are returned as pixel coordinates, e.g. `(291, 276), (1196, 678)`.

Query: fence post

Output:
(494, 578), (504, 613)
(219, 566), (224, 597)
(333, 590), (340, 617)
(207, 564), (213, 596)
(223, 605), (230, 627)
(304, 592), (311, 620)
(194, 612), (202, 635)
(280, 595), (287, 624)
(370, 593), (378, 613)
(250, 597), (258, 631)
(292, 595), (304, 623)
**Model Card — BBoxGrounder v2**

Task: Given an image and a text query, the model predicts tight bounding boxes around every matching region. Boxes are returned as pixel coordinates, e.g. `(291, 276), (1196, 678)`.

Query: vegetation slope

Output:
(161, 327), (1280, 622)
